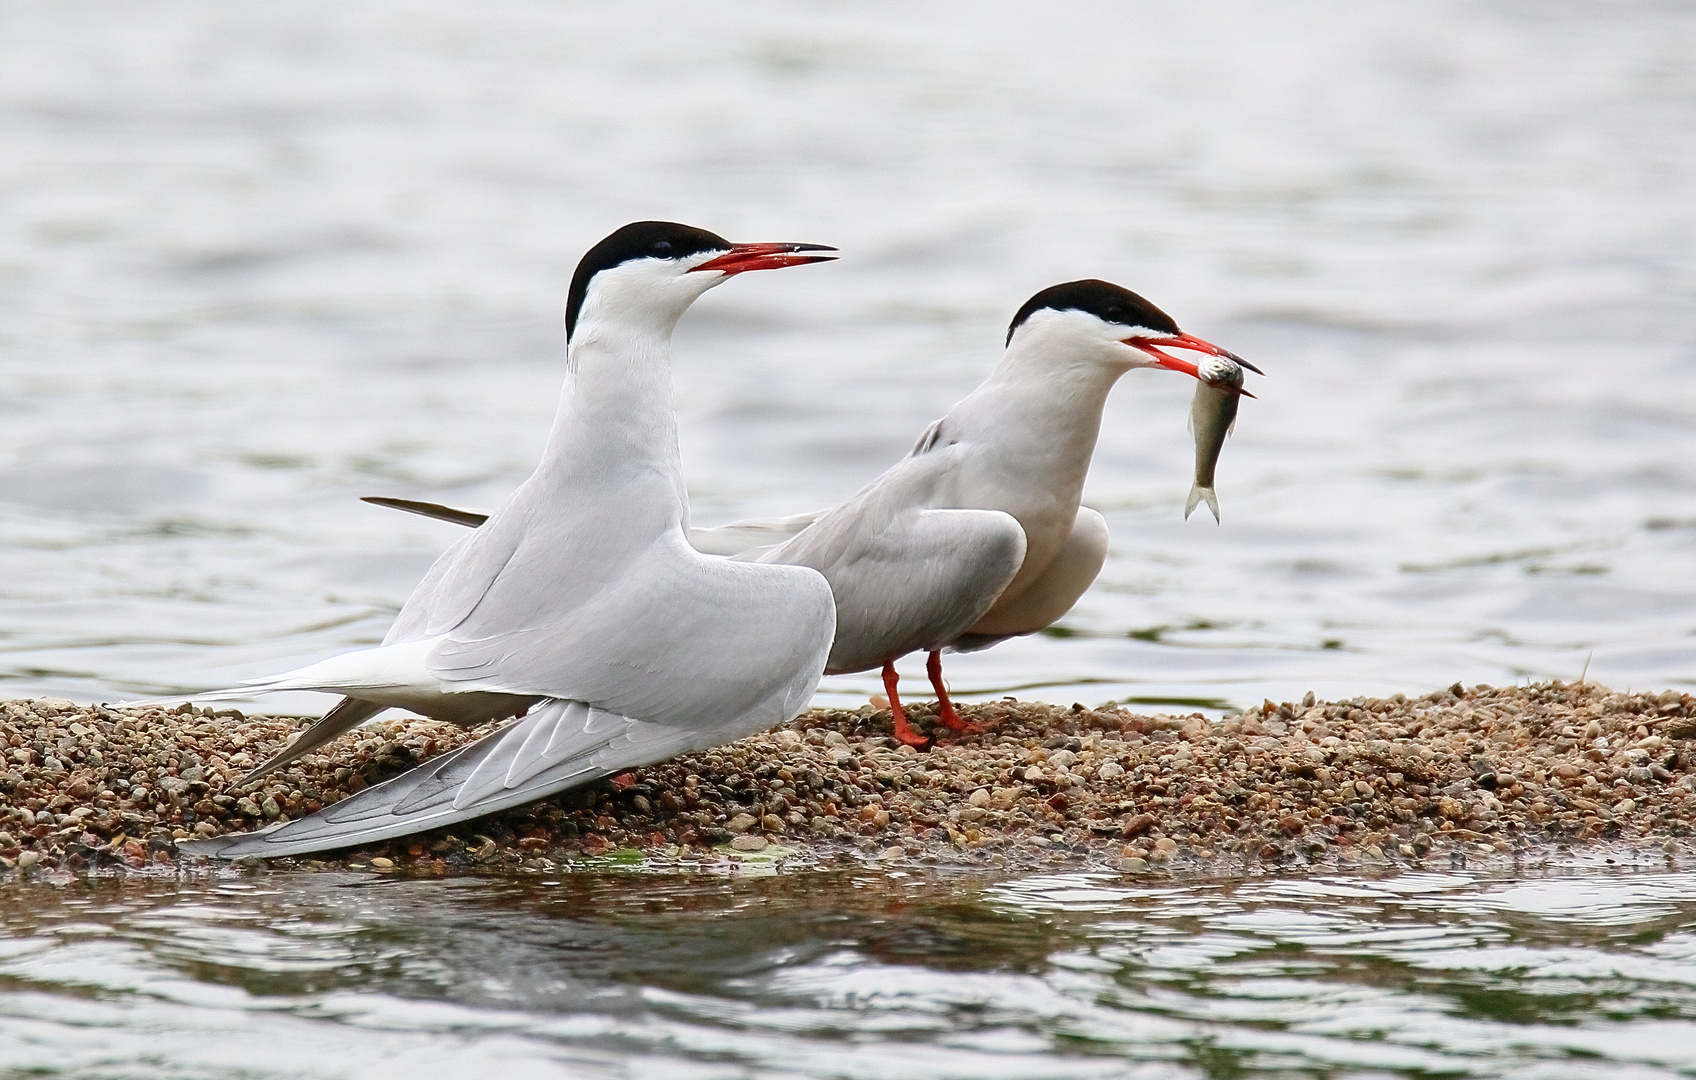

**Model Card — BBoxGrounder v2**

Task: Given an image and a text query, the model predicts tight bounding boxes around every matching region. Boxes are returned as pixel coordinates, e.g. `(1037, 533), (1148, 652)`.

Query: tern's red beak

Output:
(689, 242), (838, 276)
(1124, 331), (1262, 395)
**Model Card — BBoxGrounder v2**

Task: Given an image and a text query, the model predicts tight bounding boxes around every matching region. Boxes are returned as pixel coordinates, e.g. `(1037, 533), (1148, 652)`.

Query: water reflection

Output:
(3, 864), (1696, 1077)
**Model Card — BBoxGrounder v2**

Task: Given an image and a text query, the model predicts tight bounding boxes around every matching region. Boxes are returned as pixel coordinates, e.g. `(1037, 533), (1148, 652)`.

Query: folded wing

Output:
(178, 698), (706, 859)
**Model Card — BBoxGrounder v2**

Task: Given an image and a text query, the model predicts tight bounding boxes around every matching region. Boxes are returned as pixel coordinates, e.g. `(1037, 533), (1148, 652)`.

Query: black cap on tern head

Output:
(1006, 279), (1180, 346)
(566, 221), (733, 340)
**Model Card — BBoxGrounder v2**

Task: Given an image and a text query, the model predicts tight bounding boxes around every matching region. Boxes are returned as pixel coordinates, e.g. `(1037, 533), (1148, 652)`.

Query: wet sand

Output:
(2, 680), (1693, 878)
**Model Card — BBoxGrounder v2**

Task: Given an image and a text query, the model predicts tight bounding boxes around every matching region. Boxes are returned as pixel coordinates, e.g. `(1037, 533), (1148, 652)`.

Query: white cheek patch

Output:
(574, 258), (717, 335)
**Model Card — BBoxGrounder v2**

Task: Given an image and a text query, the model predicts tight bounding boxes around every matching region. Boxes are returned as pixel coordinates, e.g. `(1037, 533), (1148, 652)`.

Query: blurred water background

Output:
(5, 4), (1696, 1077)
(3, 0), (1695, 715)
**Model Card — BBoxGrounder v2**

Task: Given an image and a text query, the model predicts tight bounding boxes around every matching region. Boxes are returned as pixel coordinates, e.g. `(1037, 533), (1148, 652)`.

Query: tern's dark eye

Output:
(652, 240), (674, 255)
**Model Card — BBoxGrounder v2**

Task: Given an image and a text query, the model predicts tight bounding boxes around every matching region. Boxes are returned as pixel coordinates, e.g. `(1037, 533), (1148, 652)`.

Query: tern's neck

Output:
(961, 336), (1129, 481)
(537, 317), (688, 526)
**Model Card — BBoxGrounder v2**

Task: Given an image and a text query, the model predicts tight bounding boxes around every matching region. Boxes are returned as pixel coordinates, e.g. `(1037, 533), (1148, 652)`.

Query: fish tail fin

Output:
(1185, 484), (1220, 524)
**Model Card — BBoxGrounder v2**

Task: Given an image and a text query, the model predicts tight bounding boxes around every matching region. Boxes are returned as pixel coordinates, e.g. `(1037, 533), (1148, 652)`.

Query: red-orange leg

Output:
(927, 650), (986, 733)
(883, 661), (932, 748)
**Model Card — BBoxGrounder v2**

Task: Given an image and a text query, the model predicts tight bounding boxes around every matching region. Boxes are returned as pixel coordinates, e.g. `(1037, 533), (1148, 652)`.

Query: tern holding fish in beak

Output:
(745, 281), (1260, 744)
(171, 221), (839, 858)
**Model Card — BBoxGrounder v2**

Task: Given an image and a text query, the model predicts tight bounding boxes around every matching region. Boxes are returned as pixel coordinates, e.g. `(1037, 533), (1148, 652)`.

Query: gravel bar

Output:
(2, 680), (1695, 878)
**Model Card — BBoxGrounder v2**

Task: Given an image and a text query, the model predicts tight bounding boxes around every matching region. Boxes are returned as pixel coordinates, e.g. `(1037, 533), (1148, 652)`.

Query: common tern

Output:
(749, 280), (1257, 744)
(177, 221), (838, 858)
(375, 280), (1256, 748)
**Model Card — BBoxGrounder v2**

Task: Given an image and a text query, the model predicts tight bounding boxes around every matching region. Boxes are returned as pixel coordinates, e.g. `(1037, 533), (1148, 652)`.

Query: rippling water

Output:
(6, 7), (1695, 1072)
(2, 1), (1694, 714)
(1, 860), (1694, 1078)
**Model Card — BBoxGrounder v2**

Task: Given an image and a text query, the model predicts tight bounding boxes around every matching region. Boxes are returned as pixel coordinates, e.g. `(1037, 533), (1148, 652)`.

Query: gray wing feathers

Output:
(181, 558), (835, 860)
(770, 504), (1027, 674)
(178, 698), (702, 860)
(361, 496), (490, 528)
(239, 697), (384, 786)
(360, 494), (822, 559)
(688, 510), (827, 555)
(426, 551), (834, 728)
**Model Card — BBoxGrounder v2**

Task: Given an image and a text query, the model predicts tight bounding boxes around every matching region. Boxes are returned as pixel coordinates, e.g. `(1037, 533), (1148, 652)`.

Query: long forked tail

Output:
(238, 697), (385, 787)
(178, 699), (692, 860)
(1185, 483), (1220, 523)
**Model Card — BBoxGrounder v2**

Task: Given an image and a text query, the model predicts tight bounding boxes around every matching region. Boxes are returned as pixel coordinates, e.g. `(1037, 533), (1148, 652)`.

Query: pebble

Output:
(1, 679), (1693, 876)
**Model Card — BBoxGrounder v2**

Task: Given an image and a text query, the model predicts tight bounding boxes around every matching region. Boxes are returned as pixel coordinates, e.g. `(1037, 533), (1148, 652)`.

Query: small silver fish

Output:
(1185, 355), (1246, 523)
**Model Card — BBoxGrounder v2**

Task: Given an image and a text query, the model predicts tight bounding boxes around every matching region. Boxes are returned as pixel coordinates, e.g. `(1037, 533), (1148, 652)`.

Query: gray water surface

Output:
(3, 1), (1694, 713)
(4, 8), (1696, 1074)
(5, 861), (1696, 1079)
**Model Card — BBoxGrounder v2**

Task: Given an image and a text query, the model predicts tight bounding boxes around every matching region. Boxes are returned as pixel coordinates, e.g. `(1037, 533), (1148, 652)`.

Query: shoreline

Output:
(1, 680), (1693, 879)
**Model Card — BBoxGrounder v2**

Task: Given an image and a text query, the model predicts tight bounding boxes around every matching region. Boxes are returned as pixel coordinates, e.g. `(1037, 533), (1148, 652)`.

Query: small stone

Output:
(1096, 761), (1125, 780)
(1612, 798), (1636, 815)
(760, 814), (786, 833)
(16, 850), (41, 870)
(1153, 837), (1178, 854)
(875, 845), (904, 861)
(967, 788), (991, 807)
(1022, 766), (1045, 783)
(369, 857), (395, 870)
(730, 834), (768, 852)
(1121, 813), (1157, 839)
(725, 813), (758, 834)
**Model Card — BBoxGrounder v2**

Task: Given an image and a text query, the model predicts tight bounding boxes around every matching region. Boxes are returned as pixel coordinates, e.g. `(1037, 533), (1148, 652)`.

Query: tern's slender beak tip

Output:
(690, 242), (841, 275)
